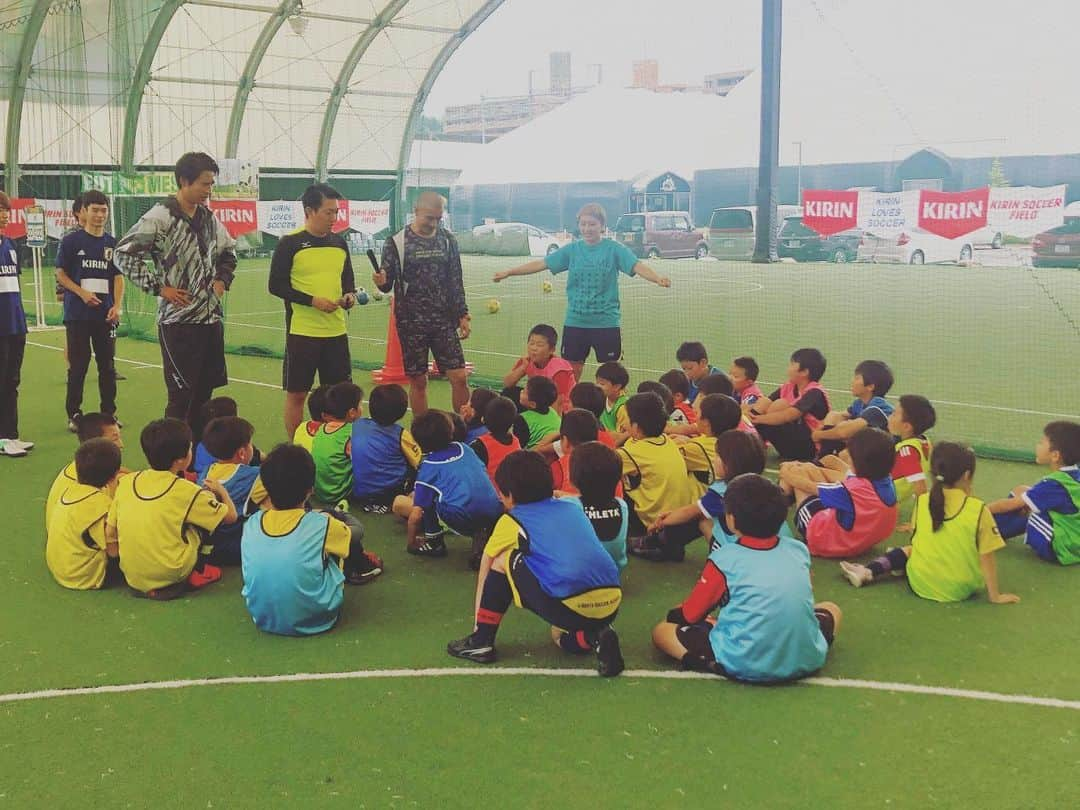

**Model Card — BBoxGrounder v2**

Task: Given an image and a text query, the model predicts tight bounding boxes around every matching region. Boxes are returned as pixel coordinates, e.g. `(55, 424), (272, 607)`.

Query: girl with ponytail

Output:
(840, 442), (1019, 604)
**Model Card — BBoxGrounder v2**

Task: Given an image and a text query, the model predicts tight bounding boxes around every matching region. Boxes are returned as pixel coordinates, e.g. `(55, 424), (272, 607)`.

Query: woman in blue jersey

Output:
(493, 203), (671, 380)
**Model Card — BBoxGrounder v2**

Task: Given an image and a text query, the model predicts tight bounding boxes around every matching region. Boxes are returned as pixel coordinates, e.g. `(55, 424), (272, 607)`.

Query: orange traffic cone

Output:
(372, 298), (410, 384)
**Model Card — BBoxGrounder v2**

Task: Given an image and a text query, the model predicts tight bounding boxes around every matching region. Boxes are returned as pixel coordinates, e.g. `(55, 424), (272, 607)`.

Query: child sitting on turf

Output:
(673, 394), (744, 487)
(550, 408), (601, 495)
(840, 442), (1019, 604)
(46, 438), (123, 590)
(781, 427), (898, 558)
(393, 410), (503, 561)
(729, 356), (764, 406)
(988, 420), (1080, 565)
(651, 473), (841, 682)
(46, 412), (125, 530)
(502, 324), (575, 415)
(568, 441), (629, 570)
(311, 381), (364, 507)
(887, 395), (936, 513)
(470, 396), (521, 486)
(193, 397), (262, 478)
(812, 360), (894, 457)
(512, 376), (561, 450)
(198, 416), (263, 565)
(637, 428), (770, 562)
(460, 387), (498, 444)
(241, 444), (383, 637)
(293, 384), (330, 453)
(595, 361), (631, 443)
(446, 450), (624, 676)
(351, 383), (421, 513)
(676, 341), (722, 402)
(659, 369), (696, 424)
(108, 418), (237, 599)
(533, 382), (618, 457)
(750, 348), (831, 461)
(618, 392), (699, 539)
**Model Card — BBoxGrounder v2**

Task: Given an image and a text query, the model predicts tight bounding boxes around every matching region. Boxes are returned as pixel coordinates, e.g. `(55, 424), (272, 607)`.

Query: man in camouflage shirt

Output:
(374, 191), (470, 416)
(113, 152), (237, 438)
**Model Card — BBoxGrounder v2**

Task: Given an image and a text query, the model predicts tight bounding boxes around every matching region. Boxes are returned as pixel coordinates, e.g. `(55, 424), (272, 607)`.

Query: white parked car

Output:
(857, 228), (976, 265)
(473, 222), (567, 257)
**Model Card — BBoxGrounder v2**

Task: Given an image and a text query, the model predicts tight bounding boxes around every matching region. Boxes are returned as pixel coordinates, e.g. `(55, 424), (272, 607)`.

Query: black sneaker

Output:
(628, 533), (685, 563)
(447, 635), (496, 664)
(345, 551), (384, 585)
(67, 411), (82, 434)
(407, 536), (448, 557)
(596, 627), (625, 677)
(360, 502), (390, 515)
(114, 371), (127, 381)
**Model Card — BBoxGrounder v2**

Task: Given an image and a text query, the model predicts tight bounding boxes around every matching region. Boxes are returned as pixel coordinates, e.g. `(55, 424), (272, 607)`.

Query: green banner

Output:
(81, 171), (175, 196)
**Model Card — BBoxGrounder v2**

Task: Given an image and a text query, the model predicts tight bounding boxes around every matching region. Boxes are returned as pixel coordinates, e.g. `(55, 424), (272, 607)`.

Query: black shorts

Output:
(795, 496), (827, 538)
(507, 549), (620, 632)
(676, 610), (835, 675)
(397, 318), (465, 377)
(561, 326), (622, 364)
(283, 333), (352, 392)
(159, 322), (227, 395)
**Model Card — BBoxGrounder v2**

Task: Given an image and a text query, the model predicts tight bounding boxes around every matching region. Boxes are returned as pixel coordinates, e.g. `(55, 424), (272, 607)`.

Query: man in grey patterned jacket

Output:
(113, 152), (237, 439)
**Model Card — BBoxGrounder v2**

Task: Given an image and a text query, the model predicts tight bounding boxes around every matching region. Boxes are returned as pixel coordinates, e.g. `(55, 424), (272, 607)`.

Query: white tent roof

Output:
(455, 28), (1080, 187)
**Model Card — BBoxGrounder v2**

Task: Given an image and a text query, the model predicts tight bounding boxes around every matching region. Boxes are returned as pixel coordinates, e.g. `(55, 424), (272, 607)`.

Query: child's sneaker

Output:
(132, 581), (188, 601)
(346, 551), (384, 585)
(187, 563), (222, 589)
(408, 535), (448, 557)
(67, 411), (82, 433)
(447, 634), (497, 664)
(0, 439), (28, 457)
(628, 533), (685, 563)
(839, 561), (872, 588)
(596, 626), (625, 677)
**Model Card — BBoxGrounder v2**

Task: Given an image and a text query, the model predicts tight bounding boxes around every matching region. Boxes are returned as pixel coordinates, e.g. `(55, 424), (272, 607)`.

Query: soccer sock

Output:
(867, 547), (909, 577)
(472, 570), (513, 646)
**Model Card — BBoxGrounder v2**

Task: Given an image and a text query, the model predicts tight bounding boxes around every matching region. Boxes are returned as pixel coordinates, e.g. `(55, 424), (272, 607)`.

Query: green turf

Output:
(4, 329), (1080, 807)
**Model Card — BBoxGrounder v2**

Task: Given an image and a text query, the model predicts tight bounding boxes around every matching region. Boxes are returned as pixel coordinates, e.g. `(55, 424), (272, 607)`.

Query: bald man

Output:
(374, 192), (470, 416)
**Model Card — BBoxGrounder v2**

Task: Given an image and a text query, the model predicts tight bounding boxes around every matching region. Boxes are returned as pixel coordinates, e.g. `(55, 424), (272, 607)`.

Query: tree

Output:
(988, 157), (1009, 187)
(417, 115), (444, 137)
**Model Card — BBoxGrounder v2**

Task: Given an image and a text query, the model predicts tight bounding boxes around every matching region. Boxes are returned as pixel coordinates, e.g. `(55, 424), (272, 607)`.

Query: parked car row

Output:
(466, 206), (1079, 268)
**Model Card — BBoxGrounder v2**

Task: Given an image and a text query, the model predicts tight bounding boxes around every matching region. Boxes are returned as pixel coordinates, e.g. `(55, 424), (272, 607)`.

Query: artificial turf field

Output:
(4, 256), (1080, 808)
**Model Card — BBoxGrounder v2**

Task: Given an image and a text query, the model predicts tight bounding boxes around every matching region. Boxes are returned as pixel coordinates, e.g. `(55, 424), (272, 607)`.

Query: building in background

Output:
(631, 60), (660, 91)
(704, 69), (752, 96)
(550, 51), (572, 96)
(631, 60), (749, 95)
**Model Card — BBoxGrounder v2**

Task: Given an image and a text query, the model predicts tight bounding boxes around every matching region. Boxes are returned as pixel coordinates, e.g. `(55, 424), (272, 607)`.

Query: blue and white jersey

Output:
(0, 236), (26, 336)
(56, 230), (118, 322)
(413, 442), (502, 526)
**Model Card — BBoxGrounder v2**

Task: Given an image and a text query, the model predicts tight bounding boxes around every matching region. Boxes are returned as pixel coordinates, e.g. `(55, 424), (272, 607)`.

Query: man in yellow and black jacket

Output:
(269, 184), (357, 438)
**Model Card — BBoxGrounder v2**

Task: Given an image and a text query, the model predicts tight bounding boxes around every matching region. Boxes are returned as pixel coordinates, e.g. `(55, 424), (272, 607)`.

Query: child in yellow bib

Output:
(46, 438), (123, 590)
(839, 442), (1019, 604)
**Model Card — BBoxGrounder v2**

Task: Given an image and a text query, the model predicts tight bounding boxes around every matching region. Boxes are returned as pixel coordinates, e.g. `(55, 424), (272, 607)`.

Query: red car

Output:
(1032, 218), (1080, 268)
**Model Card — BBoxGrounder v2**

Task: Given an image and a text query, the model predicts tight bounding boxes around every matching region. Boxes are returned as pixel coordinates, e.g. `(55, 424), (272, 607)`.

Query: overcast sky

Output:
(425, 0), (1077, 117)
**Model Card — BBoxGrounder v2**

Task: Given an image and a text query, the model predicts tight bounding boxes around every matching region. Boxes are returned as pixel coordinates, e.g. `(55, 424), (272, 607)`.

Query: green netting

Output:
(95, 249), (1080, 462)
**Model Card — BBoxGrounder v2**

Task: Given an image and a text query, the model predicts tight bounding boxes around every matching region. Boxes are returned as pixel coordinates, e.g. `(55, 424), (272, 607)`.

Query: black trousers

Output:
(65, 320), (116, 418)
(0, 333), (26, 438)
(159, 322), (227, 440)
(755, 420), (817, 461)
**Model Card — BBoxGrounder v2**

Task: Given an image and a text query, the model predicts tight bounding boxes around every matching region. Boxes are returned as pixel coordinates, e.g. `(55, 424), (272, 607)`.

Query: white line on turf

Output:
(1, 667), (1078, 711)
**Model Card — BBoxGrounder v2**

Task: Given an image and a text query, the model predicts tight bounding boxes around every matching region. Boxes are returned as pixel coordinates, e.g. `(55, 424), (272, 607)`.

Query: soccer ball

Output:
(487, 298), (500, 314)
(371, 288), (384, 302)
(356, 288), (370, 306)
(542, 281), (553, 293)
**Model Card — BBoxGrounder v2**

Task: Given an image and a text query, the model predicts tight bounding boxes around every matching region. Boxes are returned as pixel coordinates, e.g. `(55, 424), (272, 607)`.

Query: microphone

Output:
(366, 249), (380, 273)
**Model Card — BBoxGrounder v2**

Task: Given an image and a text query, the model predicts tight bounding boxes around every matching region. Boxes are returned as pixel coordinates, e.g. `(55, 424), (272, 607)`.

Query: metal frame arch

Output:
(393, 0), (506, 229)
(223, 0), (301, 159)
(4, 0), (53, 196)
(313, 0), (411, 182)
(120, 0), (184, 175)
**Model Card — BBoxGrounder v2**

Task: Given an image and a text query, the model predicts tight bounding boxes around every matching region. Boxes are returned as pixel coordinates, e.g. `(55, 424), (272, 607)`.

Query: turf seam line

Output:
(2, 668), (1079, 711)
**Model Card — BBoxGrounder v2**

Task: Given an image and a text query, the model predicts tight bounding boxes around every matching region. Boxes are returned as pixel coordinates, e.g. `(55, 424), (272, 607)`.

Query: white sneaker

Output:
(6, 438), (34, 451)
(0, 439), (28, 457)
(839, 561), (872, 588)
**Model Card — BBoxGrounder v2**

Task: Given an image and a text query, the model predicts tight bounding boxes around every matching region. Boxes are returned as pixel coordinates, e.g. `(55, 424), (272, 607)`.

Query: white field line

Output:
(1, 666), (1079, 711)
